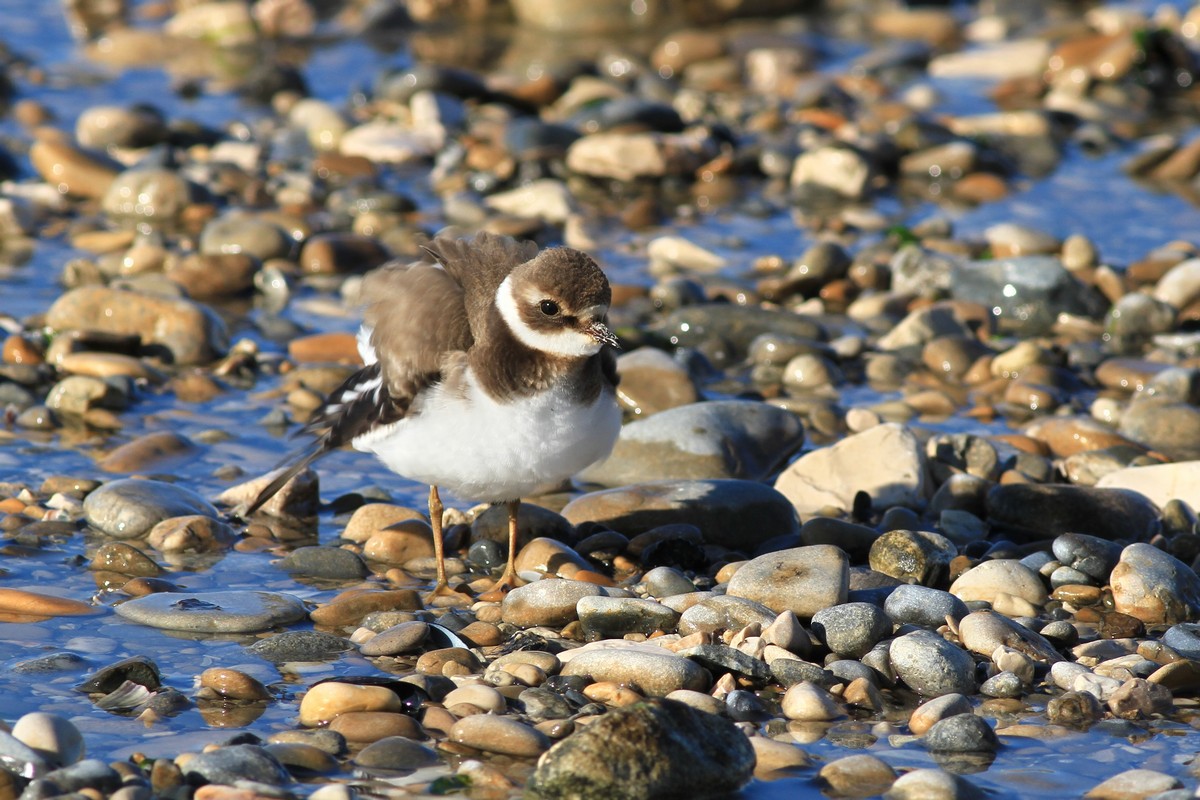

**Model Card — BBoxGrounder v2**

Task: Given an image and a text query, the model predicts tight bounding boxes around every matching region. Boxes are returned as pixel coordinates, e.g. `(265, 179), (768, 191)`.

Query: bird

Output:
(245, 232), (622, 601)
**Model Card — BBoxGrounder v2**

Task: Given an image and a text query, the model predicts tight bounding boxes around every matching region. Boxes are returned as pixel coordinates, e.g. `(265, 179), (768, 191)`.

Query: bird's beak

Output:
(587, 321), (619, 349)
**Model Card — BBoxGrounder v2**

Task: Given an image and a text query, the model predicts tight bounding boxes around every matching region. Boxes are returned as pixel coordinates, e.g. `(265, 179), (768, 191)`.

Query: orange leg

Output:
(480, 499), (526, 600)
(424, 485), (458, 601)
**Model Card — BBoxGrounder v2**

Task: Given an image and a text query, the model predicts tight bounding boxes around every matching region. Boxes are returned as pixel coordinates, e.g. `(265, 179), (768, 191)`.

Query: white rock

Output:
(485, 179), (575, 224)
(928, 39), (1051, 79)
(1097, 461), (1200, 509)
(774, 423), (928, 515)
(949, 559), (1047, 607)
(790, 146), (871, 199)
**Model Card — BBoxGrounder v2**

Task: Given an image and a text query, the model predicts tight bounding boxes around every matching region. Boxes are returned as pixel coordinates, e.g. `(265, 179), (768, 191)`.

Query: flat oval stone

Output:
(726, 545), (848, 619)
(501, 579), (608, 628)
(115, 590), (305, 633)
(579, 400), (804, 486)
(246, 631), (353, 663)
(0, 589), (97, 619)
(299, 683), (402, 727)
(328, 711), (421, 743)
(985, 483), (1160, 542)
(181, 744), (290, 786)
(560, 644), (709, 696)
(83, 478), (218, 539)
(562, 479), (799, 551)
(949, 559), (1047, 607)
(359, 622), (429, 656)
(353, 736), (438, 770)
(450, 714), (550, 757)
(577, 596), (680, 639)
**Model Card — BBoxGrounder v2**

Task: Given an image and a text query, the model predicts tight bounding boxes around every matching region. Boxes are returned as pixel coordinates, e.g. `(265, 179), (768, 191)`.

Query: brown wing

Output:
(361, 261), (473, 402)
(423, 232), (538, 341)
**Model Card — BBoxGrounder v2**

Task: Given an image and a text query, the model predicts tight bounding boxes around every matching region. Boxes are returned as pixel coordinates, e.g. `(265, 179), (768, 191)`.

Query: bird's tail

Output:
(241, 439), (326, 518)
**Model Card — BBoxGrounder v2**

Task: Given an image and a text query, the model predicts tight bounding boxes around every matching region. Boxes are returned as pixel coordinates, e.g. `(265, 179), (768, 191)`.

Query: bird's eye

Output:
(539, 300), (560, 316)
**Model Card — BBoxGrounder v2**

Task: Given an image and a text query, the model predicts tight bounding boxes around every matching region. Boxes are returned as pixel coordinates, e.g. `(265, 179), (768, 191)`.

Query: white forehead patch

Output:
(496, 275), (602, 357)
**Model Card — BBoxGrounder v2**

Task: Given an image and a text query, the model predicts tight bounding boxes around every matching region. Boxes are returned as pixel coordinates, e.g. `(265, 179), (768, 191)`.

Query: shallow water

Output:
(4, 1), (1200, 797)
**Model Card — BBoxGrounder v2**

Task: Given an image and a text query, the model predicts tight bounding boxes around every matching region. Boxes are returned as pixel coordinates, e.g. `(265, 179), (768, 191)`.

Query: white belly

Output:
(352, 375), (621, 502)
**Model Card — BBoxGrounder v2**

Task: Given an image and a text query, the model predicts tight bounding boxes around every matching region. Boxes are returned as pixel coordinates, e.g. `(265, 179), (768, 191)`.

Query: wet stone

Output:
(84, 479), (218, 539)
(614, 347), (698, 417)
(181, 745), (290, 787)
(819, 754), (897, 797)
(677, 595), (777, 636)
(502, 579), (609, 628)
(115, 590), (306, 633)
(579, 400), (804, 486)
(45, 287), (226, 366)
(279, 546), (370, 581)
(353, 736), (438, 770)
(950, 255), (1106, 336)
(529, 699), (754, 800)
(517, 687), (574, 720)
(924, 713), (999, 753)
(247, 631), (353, 663)
(450, 714), (550, 758)
(359, 621), (430, 656)
(11, 712), (85, 768)
(14, 652), (89, 675)
(77, 656), (162, 694)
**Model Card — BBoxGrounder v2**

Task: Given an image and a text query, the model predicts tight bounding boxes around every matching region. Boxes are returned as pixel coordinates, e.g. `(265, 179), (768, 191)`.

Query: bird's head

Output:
(497, 247), (618, 357)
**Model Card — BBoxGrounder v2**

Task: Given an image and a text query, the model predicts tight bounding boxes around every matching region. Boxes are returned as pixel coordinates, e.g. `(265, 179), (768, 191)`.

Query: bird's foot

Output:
(424, 580), (472, 607)
(478, 568), (526, 602)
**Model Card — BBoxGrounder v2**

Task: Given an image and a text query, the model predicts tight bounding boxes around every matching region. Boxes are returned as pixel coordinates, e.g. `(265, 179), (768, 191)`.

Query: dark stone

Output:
(985, 484), (1160, 542)
(76, 656), (162, 694)
(528, 699), (754, 800)
(246, 631), (353, 663)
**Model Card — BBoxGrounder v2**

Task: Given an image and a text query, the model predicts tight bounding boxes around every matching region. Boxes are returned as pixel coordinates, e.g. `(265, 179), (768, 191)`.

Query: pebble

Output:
(810, 602), (893, 658)
(529, 699), (754, 799)
(577, 595), (680, 639)
(579, 400), (804, 485)
(984, 483), (1160, 542)
(884, 585), (969, 629)
(83, 482), (214, 544)
(819, 754), (897, 796)
(924, 713), (999, 753)
(246, 631), (353, 663)
(781, 682), (844, 721)
(948, 559), (1047, 607)
(726, 545), (849, 619)
(11, 713), (85, 767)
(180, 745), (290, 787)
(957, 611), (1061, 664)
(560, 643), (709, 695)
(884, 768), (986, 799)
(1083, 769), (1181, 799)
(501, 579), (609, 628)
(279, 546), (370, 581)
(0, 589), (97, 620)
(298, 682), (403, 726)
(450, 714), (549, 757)
(198, 668), (272, 702)
(358, 621), (429, 656)
(353, 736), (438, 770)
(328, 711), (421, 743)
(890, 630), (978, 697)
(115, 590), (306, 633)
(45, 287), (226, 365)
(614, 348), (698, 416)
(1110, 543), (1200, 624)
